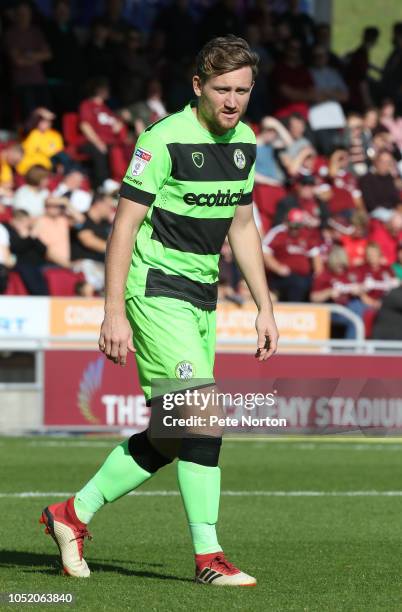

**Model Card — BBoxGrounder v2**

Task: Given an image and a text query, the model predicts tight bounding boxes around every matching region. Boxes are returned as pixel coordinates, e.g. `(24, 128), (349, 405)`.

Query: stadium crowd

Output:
(1, 0), (402, 339)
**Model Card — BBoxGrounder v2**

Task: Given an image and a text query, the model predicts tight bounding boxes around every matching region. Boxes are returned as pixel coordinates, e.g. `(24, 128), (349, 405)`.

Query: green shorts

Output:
(126, 296), (216, 402)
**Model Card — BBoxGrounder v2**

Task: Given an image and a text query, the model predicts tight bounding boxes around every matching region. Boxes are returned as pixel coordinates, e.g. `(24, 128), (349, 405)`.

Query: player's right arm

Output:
(99, 197), (148, 366)
(99, 125), (171, 367)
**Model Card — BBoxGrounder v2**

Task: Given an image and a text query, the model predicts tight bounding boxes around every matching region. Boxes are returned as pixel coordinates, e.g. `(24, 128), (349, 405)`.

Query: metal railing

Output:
(0, 337), (402, 353)
(0, 303), (400, 395)
(0, 303), (364, 344)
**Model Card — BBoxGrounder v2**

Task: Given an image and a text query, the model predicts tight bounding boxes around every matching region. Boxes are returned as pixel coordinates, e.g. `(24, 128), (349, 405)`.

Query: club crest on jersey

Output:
(175, 361), (195, 380)
(192, 151), (204, 168)
(131, 147), (152, 176)
(233, 148), (246, 169)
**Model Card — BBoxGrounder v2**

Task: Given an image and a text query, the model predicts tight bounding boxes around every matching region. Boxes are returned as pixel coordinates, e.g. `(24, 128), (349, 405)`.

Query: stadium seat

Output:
(4, 271), (29, 295)
(249, 123), (260, 136)
(43, 268), (84, 296)
(0, 206), (13, 224)
(0, 140), (19, 152)
(62, 113), (89, 162)
(13, 173), (26, 189)
(47, 175), (64, 191)
(253, 184), (287, 233)
(109, 144), (130, 182)
(363, 308), (378, 339)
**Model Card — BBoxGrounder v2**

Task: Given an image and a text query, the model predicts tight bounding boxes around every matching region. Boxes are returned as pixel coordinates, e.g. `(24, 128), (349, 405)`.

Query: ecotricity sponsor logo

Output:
(183, 189), (244, 207)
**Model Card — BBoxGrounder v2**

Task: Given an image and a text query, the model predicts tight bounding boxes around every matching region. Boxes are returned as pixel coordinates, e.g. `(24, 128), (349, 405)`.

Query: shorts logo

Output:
(233, 149), (246, 169)
(131, 147), (152, 176)
(192, 151), (204, 168)
(175, 361), (195, 380)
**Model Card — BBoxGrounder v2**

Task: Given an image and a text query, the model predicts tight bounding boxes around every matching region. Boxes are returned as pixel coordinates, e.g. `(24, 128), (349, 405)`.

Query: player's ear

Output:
(193, 75), (202, 97)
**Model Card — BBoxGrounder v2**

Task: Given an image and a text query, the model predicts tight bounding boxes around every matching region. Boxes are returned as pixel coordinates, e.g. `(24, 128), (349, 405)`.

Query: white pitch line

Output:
(26, 441), (115, 448)
(24, 440), (402, 452)
(2, 490), (402, 499)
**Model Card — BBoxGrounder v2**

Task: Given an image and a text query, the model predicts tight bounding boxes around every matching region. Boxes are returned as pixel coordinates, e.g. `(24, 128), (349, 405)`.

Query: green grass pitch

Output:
(1, 436), (402, 611)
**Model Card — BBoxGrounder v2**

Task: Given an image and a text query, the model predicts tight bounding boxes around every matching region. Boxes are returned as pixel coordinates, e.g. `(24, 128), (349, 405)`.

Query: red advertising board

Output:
(44, 351), (402, 432)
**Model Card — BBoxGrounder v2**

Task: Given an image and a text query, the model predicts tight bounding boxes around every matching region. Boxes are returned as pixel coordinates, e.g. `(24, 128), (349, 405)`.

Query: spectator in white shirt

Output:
(13, 165), (49, 217)
(52, 170), (92, 213)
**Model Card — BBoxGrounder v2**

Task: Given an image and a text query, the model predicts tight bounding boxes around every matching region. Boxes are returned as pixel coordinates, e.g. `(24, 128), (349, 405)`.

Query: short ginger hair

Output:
(196, 35), (259, 82)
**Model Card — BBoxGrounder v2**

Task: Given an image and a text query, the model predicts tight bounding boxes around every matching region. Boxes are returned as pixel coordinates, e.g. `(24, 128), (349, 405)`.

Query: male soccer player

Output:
(39, 35), (278, 586)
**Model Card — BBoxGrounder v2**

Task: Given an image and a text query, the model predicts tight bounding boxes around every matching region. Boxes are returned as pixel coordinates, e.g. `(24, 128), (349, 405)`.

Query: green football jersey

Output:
(120, 101), (256, 311)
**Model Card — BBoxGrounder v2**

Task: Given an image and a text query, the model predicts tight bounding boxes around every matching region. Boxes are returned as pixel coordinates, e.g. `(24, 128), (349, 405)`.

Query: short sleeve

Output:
(307, 232), (321, 257)
(262, 227), (281, 254)
(238, 153), (256, 206)
(78, 100), (91, 124)
(307, 245), (321, 257)
(120, 129), (171, 207)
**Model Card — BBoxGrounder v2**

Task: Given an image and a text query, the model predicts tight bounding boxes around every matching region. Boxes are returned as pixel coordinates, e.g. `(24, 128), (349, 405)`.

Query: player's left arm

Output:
(228, 203), (279, 360)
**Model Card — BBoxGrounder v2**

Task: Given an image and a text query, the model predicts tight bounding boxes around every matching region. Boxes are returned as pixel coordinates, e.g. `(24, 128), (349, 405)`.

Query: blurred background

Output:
(1, 0), (402, 434)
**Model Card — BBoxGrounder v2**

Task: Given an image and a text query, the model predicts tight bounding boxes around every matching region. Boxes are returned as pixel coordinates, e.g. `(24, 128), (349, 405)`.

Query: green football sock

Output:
(177, 460), (223, 555)
(74, 440), (152, 524)
(74, 478), (105, 524)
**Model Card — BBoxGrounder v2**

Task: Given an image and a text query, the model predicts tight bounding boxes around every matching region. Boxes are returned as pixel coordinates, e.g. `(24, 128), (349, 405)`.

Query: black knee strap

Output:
(179, 436), (222, 467)
(128, 430), (173, 473)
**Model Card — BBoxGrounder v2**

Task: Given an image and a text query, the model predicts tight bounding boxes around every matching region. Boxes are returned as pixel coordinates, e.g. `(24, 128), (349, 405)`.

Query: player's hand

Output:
(255, 309), (279, 361)
(98, 312), (135, 366)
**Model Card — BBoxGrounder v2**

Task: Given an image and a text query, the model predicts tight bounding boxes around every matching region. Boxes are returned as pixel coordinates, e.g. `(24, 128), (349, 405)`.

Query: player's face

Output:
(193, 67), (254, 135)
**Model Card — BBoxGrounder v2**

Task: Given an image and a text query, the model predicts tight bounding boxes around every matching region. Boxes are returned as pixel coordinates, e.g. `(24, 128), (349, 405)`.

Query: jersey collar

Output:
(186, 100), (236, 142)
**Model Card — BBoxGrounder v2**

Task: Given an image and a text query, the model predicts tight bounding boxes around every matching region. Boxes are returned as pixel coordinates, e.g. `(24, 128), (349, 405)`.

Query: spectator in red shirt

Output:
(321, 147), (363, 215)
(4, 1), (52, 120)
(358, 242), (399, 310)
(337, 210), (369, 267)
(271, 37), (317, 120)
(273, 174), (329, 230)
(79, 78), (126, 188)
(368, 210), (402, 265)
(311, 245), (365, 338)
(263, 208), (322, 302)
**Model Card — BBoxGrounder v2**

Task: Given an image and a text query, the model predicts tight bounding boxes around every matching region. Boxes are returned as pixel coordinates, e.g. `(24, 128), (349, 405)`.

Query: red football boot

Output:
(195, 552), (256, 586)
(39, 496), (91, 577)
